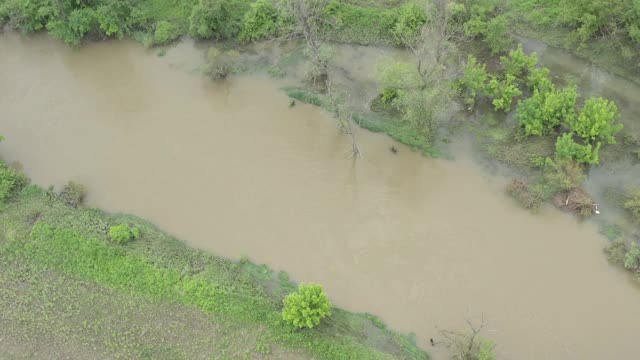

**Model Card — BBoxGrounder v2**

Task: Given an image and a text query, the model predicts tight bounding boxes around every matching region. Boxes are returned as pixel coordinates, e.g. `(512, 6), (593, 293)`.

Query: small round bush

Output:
(59, 181), (86, 208)
(109, 224), (140, 244)
(282, 283), (332, 329)
(153, 21), (180, 45)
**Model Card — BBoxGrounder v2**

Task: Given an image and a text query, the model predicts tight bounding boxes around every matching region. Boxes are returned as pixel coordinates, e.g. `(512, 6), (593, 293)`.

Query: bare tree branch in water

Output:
(283, 0), (362, 158)
(440, 314), (496, 360)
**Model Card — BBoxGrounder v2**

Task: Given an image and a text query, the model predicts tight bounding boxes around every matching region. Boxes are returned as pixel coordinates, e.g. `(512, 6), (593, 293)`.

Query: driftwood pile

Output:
(552, 187), (597, 217)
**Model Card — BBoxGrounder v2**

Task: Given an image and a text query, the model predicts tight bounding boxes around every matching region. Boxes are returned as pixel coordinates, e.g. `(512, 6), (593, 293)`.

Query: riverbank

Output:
(0, 161), (428, 359)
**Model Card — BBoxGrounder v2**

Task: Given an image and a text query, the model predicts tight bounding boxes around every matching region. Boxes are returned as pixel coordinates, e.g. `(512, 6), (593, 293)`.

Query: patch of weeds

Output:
(267, 66), (286, 78)
(157, 49), (167, 57)
(59, 181), (86, 208)
(600, 223), (624, 241)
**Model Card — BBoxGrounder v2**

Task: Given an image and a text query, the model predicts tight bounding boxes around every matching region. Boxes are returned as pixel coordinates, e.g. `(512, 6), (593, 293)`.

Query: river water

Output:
(1, 34), (640, 359)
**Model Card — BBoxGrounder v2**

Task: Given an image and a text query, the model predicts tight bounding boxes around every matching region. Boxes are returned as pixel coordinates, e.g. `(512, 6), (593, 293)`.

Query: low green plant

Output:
(0, 161), (27, 205)
(239, 0), (289, 43)
(605, 239), (627, 264)
(282, 283), (332, 329)
(623, 190), (640, 222)
(554, 133), (600, 165)
(624, 242), (640, 271)
(109, 224), (140, 244)
(59, 181), (86, 208)
(500, 44), (538, 80)
(392, 2), (427, 45)
(205, 47), (240, 80)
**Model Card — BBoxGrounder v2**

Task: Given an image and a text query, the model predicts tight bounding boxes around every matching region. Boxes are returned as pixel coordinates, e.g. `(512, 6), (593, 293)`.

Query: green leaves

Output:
(282, 283), (332, 329)
(109, 224), (140, 244)
(569, 97), (622, 144)
(517, 85), (578, 136)
(554, 133), (601, 165)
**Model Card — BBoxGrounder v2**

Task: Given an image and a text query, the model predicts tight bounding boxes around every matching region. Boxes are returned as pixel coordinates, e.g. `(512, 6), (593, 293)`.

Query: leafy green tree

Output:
(282, 283), (332, 329)
(153, 21), (180, 45)
(484, 15), (512, 54)
(392, 2), (427, 45)
(517, 85), (577, 136)
(500, 44), (538, 80)
(554, 133), (601, 165)
(568, 97), (622, 144)
(188, 0), (247, 39)
(624, 190), (640, 223)
(486, 74), (521, 112)
(47, 7), (97, 46)
(526, 66), (553, 92)
(239, 0), (290, 43)
(459, 55), (488, 106)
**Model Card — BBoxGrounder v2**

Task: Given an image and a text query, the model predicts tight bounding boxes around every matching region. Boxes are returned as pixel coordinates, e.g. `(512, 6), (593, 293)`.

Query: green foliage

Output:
(322, 1), (399, 45)
(517, 85), (577, 136)
(205, 47), (240, 80)
(484, 15), (512, 54)
(47, 7), (97, 46)
(239, 0), (289, 43)
(459, 55), (488, 106)
(568, 97), (622, 144)
(624, 242), (640, 271)
(486, 74), (521, 112)
(153, 20), (180, 45)
(526, 66), (553, 92)
(188, 0), (248, 39)
(500, 44), (538, 80)
(392, 2), (427, 45)
(541, 157), (586, 191)
(109, 224), (140, 244)
(623, 190), (640, 223)
(478, 337), (497, 360)
(0, 161), (27, 205)
(554, 133), (601, 165)
(606, 239), (627, 264)
(282, 283), (332, 329)
(59, 181), (86, 208)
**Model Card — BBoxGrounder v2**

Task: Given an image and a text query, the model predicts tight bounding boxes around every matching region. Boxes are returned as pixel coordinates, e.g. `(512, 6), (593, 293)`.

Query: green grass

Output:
(0, 184), (429, 360)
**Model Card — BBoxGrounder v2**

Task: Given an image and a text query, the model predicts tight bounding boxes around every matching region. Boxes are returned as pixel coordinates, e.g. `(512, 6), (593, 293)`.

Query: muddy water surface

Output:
(2, 34), (640, 359)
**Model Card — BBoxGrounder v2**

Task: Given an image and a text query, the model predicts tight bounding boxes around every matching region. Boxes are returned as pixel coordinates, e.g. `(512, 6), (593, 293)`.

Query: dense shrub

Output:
(459, 55), (488, 106)
(59, 181), (86, 208)
(623, 190), (640, 223)
(500, 44), (538, 80)
(486, 74), (521, 112)
(109, 224), (140, 244)
(188, 0), (248, 40)
(517, 85), (578, 136)
(282, 283), (332, 329)
(0, 161), (27, 205)
(624, 242), (640, 271)
(239, 0), (289, 43)
(554, 133), (600, 165)
(568, 97), (622, 144)
(392, 2), (428, 45)
(153, 21), (180, 45)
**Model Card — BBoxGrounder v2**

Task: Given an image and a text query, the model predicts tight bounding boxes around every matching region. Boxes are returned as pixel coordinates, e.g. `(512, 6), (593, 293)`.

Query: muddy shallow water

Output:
(2, 34), (640, 359)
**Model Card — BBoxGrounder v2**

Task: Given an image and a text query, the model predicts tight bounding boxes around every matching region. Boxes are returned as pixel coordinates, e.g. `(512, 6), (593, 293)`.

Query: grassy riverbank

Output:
(0, 164), (428, 359)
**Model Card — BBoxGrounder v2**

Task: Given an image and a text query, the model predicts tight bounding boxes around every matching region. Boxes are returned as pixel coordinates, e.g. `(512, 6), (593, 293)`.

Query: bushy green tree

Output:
(205, 47), (240, 80)
(484, 15), (512, 54)
(554, 133), (601, 165)
(392, 2), (428, 45)
(455, 0), (511, 53)
(153, 21), (180, 45)
(623, 190), (640, 223)
(239, 0), (290, 43)
(47, 7), (97, 46)
(188, 0), (247, 39)
(500, 44), (538, 80)
(526, 66), (553, 92)
(109, 224), (140, 244)
(459, 55), (488, 106)
(517, 85), (577, 136)
(282, 283), (332, 329)
(486, 74), (521, 112)
(568, 97), (622, 144)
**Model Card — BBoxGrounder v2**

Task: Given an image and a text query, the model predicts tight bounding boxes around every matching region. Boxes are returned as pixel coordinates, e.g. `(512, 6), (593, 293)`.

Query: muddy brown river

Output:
(2, 34), (640, 359)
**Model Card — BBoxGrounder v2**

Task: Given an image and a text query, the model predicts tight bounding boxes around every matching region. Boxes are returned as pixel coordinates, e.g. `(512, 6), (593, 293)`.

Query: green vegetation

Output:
(282, 283), (332, 329)
(0, 155), (428, 358)
(109, 224), (141, 244)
